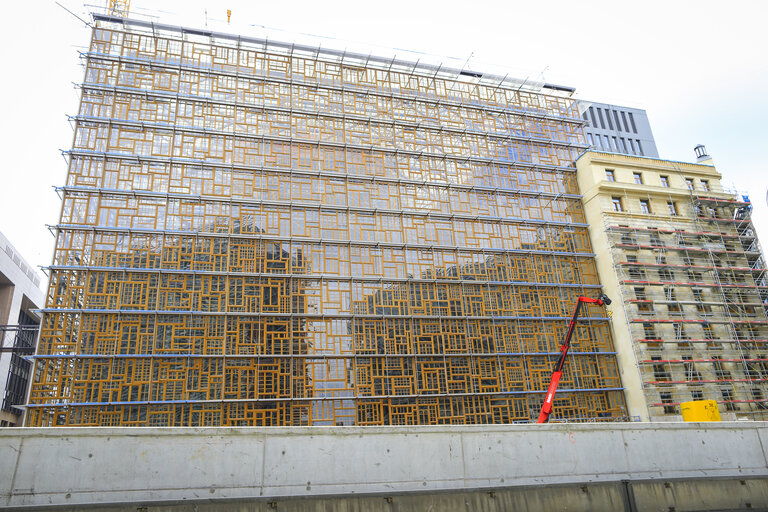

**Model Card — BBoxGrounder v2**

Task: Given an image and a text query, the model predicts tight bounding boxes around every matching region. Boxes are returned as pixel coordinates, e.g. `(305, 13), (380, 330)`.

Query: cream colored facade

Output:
(577, 151), (768, 421)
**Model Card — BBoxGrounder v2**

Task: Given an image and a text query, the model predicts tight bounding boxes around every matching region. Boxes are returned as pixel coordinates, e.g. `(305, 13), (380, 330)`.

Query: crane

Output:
(537, 293), (611, 423)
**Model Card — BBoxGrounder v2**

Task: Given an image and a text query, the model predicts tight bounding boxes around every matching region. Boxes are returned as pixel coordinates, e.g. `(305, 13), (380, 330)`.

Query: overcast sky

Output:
(1, 0), (766, 286)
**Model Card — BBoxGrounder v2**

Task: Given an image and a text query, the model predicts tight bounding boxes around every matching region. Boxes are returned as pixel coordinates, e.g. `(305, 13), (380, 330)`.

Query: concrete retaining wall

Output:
(2, 423), (768, 510)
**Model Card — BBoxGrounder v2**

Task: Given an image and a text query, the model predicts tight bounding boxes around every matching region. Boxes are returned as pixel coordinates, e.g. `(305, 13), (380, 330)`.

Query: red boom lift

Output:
(537, 293), (611, 424)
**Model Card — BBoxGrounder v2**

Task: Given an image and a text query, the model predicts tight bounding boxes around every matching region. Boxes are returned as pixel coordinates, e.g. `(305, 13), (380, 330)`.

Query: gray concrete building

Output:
(0, 232), (43, 427)
(578, 100), (659, 158)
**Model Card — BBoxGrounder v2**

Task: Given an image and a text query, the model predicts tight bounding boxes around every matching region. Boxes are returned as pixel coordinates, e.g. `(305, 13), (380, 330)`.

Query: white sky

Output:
(1, 0), (766, 286)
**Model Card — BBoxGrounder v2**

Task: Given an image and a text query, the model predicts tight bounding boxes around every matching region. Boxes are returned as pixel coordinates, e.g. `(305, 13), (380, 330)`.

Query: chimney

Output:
(694, 144), (711, 163)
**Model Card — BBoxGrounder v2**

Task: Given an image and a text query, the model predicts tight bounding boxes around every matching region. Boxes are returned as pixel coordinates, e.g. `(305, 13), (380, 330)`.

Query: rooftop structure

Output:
(577, 148), (768, 421)
(578, 101), (659, 158)
(26, 15), (627, 426)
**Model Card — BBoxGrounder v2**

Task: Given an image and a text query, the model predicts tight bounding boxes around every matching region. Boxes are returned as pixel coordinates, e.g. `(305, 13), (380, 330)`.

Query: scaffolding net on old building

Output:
(26, 15), (627, 426)
(605, 168), (768, 420)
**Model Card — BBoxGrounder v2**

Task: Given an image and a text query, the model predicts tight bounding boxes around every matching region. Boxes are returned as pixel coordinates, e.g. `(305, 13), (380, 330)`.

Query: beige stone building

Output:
(577, 147), (768, 421)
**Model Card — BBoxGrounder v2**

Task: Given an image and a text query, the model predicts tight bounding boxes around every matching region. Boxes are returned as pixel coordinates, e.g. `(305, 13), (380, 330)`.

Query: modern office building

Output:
(25, 14), (628, 426)
(578, 101), (659, 158)
(0, 232), (44, 427)
(577, 146), (768, 421)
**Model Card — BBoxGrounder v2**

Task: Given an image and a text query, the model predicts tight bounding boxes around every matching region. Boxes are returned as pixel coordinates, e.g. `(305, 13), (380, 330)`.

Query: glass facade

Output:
(26, 16), (626, 426)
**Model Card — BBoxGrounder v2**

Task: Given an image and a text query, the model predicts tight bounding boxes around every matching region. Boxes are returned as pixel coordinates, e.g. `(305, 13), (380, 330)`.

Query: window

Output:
(721, 387), (737, 411)
(713, 356), (730, 380)
(674, 323), (687, 340)
(587, 133), (594, 146)
(613, 111), (622, 132)
(628, 139), (636, 153)
(596, 108), (606, 129)
(660, 175), (669, 187)
(621, 111), (630, 132)
(701, 179), (710, 191)
(628, 258), (645, 279)
(665, 287), (681, 313)
(636, 140), (644, 155)
(652, 357), (670, 381)
(612, 197), (623, 212)
(620, 138), (628, 152)
(683, 356), (701, 381)
(643, 322), (657, 339)
(612, 136), (619, 151)
(633, 172), (643, 184)
(685, 178), (694, 190)
(667, 201), (678, 215)
(604, 135), (611, 149)
(693, 288), (711, 313)
(605, 169), (615, 181)
(639, 199), (651, 214)
(660, 392), (676, 414)
(628, 112), (638, 133)
(636, 287), (653, 313)
(692, 390), (704, 401)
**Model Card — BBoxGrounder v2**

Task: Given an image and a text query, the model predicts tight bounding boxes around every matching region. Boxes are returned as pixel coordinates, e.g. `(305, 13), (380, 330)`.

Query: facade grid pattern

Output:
(26, 16), (626, 426)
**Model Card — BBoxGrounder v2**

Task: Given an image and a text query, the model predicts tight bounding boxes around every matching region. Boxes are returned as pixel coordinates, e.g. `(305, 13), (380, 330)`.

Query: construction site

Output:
(24, 13), (629, 427)
(577, 149), (768, 421)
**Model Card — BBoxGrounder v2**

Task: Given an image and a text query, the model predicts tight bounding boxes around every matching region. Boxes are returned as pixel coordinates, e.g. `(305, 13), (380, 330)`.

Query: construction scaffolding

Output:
(26, 15), (627, 426)
(602, 163), (768, 420)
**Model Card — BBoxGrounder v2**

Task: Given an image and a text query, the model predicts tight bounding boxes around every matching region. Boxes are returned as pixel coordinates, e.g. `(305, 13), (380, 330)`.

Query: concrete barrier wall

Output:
(2, 423), (768, 509)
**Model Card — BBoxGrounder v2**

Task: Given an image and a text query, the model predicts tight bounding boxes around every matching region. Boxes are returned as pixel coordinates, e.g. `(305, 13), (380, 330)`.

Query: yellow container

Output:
(681, 399), (721, 422)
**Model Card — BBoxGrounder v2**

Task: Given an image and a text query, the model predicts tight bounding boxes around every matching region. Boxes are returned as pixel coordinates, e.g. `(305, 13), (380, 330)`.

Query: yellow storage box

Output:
(681, 399), (721, 422)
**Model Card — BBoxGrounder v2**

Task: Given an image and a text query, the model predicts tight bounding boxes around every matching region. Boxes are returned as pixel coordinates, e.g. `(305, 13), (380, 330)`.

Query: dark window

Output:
(665, 287), (681, 312)
(589, 107), (597, 127)
(614, 111), (622, 132)
(596, 108), (606, 129)
(667, 201), (678, 215)
(643, 322), (656, 339)
(721, 387), (736, 411)
(652, 356), (669, 381)
(713, 356), (730, 380)
(628, 112), (638, 133)
(660, 392), (676, 414)
(637, 140), (644, 155)
(621, 111), (630, 131)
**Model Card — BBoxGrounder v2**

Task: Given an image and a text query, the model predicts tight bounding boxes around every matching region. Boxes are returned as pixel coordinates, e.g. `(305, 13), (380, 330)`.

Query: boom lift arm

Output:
(537, 293), (611, 424)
